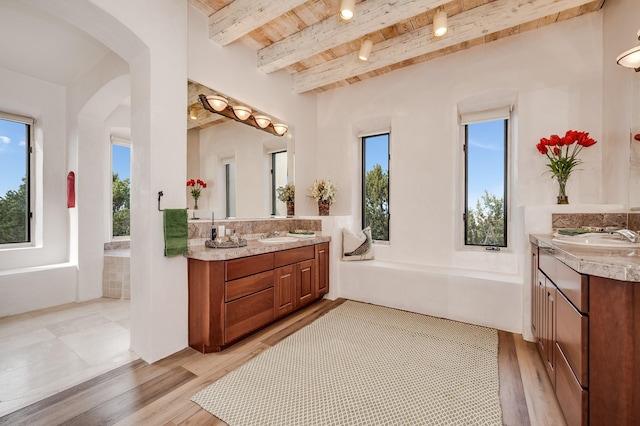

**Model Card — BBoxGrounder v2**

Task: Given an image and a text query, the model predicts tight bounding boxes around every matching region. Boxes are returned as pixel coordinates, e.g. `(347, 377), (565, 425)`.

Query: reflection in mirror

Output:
(187, 81), (294, 219)
(630, 72), (640, 208)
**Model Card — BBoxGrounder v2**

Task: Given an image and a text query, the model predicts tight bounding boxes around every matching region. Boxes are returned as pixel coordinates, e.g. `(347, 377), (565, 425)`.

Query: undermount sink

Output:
(257, 236), (298, 244)
(552, 233), (640, 248)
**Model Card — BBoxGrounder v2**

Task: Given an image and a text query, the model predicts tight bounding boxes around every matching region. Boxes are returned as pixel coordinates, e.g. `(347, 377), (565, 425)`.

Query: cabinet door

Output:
(536, 271), (546, 360)
(531, 246), (539, 340)
(274, 265), (295, 318)
(315, 243), (329, 298)
(295, 259), (315, 309)
(545, 279), (557, 388)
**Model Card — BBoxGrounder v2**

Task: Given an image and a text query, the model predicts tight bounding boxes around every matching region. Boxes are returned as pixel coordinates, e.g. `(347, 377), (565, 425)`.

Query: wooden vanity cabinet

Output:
(532, 244), (640, 426)
(189, 242), (329, 353)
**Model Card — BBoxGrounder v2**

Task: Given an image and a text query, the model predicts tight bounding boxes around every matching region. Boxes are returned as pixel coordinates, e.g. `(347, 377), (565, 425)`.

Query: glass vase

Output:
(286, 201), (295, 217)
(193, 197), (199, 210)
(556, 175), (569, 204)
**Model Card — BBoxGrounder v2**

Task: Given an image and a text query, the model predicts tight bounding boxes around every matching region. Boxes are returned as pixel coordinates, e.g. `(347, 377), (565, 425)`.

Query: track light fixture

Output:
(433, 8), (448, 37)
(358, 38), (373, 61)
(340, 0), (355, 21)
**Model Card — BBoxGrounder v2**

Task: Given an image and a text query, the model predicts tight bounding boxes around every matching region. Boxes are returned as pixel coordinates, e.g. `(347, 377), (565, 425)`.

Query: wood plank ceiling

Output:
(188, 0), (605, 94)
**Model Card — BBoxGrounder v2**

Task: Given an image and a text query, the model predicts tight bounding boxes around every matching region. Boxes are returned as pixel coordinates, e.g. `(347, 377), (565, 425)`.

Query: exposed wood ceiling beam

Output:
(209, 0), (308, 46)
(258, 0), (449, 74)
(292, 0), (597, 93)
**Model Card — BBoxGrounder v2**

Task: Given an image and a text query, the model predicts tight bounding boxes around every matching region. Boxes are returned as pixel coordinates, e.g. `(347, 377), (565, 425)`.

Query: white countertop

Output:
(186, 235), (331, 261)
(530, 234), (640, 282)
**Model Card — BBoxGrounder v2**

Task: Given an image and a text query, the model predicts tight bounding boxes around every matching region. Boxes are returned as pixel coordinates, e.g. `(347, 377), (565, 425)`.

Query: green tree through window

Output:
(112, 172), (130, 237)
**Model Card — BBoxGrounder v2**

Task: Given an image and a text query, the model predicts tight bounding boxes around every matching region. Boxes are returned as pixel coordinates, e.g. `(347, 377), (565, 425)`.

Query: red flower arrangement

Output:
(186, 178), (207, 209)
(536, 130), (597, 203)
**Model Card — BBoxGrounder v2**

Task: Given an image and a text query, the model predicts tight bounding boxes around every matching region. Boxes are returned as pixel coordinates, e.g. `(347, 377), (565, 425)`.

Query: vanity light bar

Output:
(198, 94), (287, 137)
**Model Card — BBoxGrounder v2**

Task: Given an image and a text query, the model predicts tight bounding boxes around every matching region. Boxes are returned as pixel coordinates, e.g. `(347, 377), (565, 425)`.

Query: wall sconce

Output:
(433, 8), (448, 37)
(273, 123), (288, 136)
(358, 38), (373, 61)
(189, 106), (198, 120)
(254, 115), (272, 129)
(198, 94), (287, 137)
(617, 29), (640, 71)
(232, 105), (252, 121)
(206, 95), (228, 112)
(340, 0), (355, 21)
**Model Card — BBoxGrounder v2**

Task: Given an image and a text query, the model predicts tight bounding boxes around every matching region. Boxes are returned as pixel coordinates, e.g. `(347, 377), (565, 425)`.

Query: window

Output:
(362, 133), (390, 241)
(271, 151), (287, 216)
(0, 113), (32, 245)
(111, 139), (130, 238)
(463, 117), (508, 248)
(225, 162), (236, 218)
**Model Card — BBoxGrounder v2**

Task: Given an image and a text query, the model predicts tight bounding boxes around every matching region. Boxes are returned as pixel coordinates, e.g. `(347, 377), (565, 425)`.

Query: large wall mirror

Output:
(630, 72), (640, 208)
(187, 81), (295, 219)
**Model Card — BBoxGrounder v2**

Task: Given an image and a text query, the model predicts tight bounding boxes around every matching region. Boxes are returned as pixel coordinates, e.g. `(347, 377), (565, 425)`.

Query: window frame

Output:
(0, 111), (34, 247)
(270, 150), (287, 216)
(462, 116), (509, 249)
(361, 132), (390, 243)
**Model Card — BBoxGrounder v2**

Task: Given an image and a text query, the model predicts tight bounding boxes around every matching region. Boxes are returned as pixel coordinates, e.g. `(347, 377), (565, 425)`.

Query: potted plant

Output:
(309, 179), (337, 216)
(536, 130), (596, 204)
(276, 183), (295, 216)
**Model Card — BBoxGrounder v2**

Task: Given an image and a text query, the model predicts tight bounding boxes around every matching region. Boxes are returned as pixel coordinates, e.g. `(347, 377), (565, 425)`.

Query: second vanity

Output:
(530, 234), (640, 426)
(187, 235), (330, 353)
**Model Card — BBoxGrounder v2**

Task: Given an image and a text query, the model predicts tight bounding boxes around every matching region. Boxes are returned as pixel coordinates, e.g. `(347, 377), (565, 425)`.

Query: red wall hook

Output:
(67, 171), (75, 208)
(635, 134), (640, 141)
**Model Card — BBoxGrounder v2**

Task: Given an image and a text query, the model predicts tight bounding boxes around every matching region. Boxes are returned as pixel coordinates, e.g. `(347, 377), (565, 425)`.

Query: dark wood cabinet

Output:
(189, 242), (329, 353)
(532, 242), (640, 426)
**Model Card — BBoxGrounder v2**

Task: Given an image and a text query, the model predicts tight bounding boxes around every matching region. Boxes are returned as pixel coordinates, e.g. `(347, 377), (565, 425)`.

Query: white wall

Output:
(0, 68), (76, 315)
(316, 13), (605, 334)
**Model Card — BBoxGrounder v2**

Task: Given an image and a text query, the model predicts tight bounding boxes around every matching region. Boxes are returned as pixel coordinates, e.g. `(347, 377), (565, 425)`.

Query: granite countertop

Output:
(530, 234), (640, 282)
(186, 235), (331, 261)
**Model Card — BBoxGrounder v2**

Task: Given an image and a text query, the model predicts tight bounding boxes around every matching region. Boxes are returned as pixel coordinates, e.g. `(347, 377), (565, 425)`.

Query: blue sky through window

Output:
(364, 134), (389, 172)
(0, 119), (28, 196)
(467, 120), (506, 208)
(112, 144), (130, 181)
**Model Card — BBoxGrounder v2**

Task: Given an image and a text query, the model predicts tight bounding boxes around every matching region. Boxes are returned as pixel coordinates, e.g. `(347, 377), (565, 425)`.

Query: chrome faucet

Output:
(609, 229), (640, 243)
(264, 230), (279, 239)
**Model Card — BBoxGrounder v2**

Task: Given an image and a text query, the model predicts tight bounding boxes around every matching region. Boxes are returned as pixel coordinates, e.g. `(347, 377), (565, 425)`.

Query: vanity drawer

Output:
(226, 253), (274, 281)
(225, 287), (274, 343)
(556, 290), (588, 387)
(225, 270), (274, 302)
(555, 344), (588, 426)
(539, 249), (588, 312)
(274, 245), (315, 268)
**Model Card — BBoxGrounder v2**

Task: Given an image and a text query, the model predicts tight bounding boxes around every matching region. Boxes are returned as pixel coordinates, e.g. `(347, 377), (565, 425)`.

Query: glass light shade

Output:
(273, 123), (288, 136)
(433, 9), (447, 37)
(232, 105), (252, 121)
(254, 115), (271, 128)
(189, 106), (198, 120)
(617, 30), (640, 71)
(340, 0), (355, 20)
(358, 38), (373, 61)
(206, 95), (228, 112)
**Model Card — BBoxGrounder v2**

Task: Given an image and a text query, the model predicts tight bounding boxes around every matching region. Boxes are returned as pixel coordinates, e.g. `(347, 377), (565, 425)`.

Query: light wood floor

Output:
(0, 298), (566, 426)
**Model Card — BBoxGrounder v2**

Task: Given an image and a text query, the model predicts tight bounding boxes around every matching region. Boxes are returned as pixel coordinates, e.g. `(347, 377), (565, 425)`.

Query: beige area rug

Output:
(191, 300), (502, 425)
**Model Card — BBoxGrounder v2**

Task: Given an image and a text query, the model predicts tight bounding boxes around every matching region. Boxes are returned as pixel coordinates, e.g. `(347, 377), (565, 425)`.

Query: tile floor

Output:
(0, 298), (137, 417)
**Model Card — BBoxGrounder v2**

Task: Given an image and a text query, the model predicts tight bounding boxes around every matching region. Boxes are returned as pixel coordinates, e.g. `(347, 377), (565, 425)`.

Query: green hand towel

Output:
(163, 209), (188, 257)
